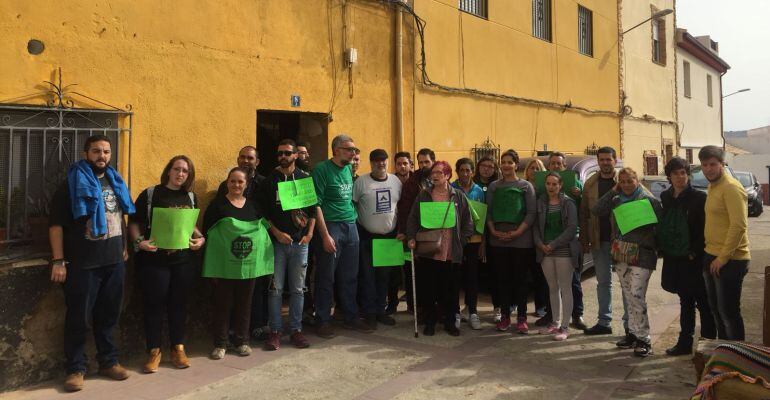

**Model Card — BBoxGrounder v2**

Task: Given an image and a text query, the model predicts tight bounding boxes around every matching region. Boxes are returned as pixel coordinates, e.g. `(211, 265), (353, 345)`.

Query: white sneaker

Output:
(235, 344), (252, 356)
(210, 347), (226, 360)
(469, 313), (482, 330)
(493, 307), (502, 323)
(454, 313), (461, 329)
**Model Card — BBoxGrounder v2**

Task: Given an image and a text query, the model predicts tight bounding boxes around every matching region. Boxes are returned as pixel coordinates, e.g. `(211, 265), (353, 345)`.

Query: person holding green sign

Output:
(533, 172), (579, 341)
(202, 167), (267, 360)
(406, 161), (474, 337)
(486, 150), (537, 334)
(591, 167), (662, 357)
(128, 155), (204, 373)
(353, 149), (402, 329)
(451, 158), (485, 330)
(258, 139), (316, 351)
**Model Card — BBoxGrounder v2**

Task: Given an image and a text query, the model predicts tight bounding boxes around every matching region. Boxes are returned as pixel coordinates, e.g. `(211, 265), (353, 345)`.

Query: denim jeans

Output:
(269, 242), (309, 332)
(63, 262), (125, 374)
(314, 222), (360, 324)
(592, 241), (628, 329)
(358, 237), (392, 316)
(703, 255), (749, 340)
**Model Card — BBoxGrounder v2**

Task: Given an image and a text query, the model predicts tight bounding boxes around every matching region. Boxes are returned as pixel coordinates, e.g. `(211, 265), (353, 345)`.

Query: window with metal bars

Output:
(652, 18), (667, 65)
(578, 5), (593, 56)
(459, 0), (488, 19)
(532, 0), (552, 41)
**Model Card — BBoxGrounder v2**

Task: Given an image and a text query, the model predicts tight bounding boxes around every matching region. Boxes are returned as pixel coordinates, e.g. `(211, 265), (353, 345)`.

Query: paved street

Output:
(4, 209), (767, 400)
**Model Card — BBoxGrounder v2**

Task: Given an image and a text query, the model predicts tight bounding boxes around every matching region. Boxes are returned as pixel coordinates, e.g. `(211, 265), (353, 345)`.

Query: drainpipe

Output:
(395, 7), (404, 152)
(719, 71), (726, 150)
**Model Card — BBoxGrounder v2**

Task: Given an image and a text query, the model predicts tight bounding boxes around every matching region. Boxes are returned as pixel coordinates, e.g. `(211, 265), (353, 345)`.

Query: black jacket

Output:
(659, 185), (708, 295)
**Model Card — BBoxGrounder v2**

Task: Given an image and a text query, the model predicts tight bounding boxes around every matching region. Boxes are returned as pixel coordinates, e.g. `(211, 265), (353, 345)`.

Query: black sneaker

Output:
(665, 342), (692, 356)
(377, 314), (396, 326)
(343, 318), (374, 334)
(534, 315), (552, 327)
(385, 300), (398, 315)
(423, 324), (436, 336)
(570, 316), (588, 331)
(616, 334), (637, 349)
(251, 326), (269, 341)
(444, 324), (460, 337)
(364, 314), (379, 330)
(584, 324), (613, 335)
(634, 341), (653, 357)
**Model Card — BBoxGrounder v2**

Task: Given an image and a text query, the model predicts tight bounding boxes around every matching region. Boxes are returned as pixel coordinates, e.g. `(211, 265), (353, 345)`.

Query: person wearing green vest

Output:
(547, 152), (587, 331)
(486, 150), (537, 334)
(533, 172), (579, 341)
(311, 134), (372, 338)
(202, 167), (273, 360)
(658, 157), (715, 356)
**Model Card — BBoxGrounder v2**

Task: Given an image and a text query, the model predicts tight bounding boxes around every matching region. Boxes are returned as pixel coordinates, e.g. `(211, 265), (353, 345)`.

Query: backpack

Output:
(656, 205), (690, 257)
(145, 185), (196, 231)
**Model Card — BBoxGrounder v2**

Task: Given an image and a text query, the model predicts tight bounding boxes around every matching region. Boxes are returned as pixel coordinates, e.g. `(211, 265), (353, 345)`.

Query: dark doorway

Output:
(256, 110), (328, 176)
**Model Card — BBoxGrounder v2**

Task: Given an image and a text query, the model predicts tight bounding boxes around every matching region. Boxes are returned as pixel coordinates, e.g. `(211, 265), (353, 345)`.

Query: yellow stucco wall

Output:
(620, 0), (677, 174)
(413, 0), (620, 161)
(0, 0), (413, 199)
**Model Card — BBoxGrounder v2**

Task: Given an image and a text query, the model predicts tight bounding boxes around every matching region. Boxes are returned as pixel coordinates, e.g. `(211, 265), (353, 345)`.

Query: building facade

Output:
(675, 28), (729, 163)
(619, 0), (677, 175)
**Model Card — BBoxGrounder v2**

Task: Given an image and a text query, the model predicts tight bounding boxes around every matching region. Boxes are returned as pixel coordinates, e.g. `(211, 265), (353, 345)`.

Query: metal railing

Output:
(459, 0), (487, 19)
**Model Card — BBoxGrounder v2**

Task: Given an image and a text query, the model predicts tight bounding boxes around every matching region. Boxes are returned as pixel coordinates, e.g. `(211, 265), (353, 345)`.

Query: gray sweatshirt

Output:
(486, 178), (537, 248)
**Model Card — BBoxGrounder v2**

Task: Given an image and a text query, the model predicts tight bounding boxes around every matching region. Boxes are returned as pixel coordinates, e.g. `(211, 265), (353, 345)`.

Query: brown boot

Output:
(98, 363), (130, 381)
(170, 344), (191, 369)
(63, 372), (84, 392)
(143, 348), (161, 373)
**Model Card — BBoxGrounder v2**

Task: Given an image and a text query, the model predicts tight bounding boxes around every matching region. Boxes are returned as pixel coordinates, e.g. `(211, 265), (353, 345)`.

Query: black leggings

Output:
(416, 257), (460, 327)
(491, 246), (534, 319)
(461, 243), (480, 314)
(139, 259), (196, 350)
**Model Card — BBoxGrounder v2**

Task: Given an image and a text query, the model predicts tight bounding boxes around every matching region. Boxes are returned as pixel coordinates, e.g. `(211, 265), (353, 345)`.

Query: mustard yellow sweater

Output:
(704, 172), (751, 263)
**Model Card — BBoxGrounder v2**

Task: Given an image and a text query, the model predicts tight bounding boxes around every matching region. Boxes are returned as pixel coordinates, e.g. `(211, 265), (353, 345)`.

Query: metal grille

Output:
(652, 19), (662, 63)
(459, 0), (487, 19)
(471, 137), (500, 164)
(578, 5), (593, 56)
(0, 105), (131, 259)
(532, 0), (552, 42)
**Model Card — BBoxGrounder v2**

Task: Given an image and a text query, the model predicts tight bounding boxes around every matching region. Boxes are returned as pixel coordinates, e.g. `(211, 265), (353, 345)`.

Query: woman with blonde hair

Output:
(524, 159), (546, 185)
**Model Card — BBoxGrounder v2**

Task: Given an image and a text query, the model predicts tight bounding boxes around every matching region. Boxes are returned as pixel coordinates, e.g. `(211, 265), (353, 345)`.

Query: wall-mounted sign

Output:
(291, 95), (301, 108)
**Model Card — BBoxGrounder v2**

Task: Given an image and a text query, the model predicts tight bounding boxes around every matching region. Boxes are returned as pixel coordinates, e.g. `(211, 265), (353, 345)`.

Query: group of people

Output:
(48, 133), (750, 392)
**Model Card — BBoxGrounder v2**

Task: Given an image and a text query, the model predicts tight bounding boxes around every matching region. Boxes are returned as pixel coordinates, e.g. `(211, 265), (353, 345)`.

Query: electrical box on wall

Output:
(345, 48), (358, 65)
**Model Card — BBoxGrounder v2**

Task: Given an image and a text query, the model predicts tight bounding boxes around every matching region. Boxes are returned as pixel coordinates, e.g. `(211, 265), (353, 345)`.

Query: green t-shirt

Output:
(311, 159), (358, 223)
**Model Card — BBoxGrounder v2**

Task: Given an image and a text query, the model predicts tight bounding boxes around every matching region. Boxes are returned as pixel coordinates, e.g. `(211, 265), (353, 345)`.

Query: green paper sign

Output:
(150, 208), (200, 249)
(202, 217), (275, 279)
(535, 170), (577, 195)
(419, 201), (456, 229)
(468, 199), (487, 234)
(372, 239), (405, 267)
(491, 187), (525, 223)
(612, 199), (658, 235)
(278, 177), (318, 211)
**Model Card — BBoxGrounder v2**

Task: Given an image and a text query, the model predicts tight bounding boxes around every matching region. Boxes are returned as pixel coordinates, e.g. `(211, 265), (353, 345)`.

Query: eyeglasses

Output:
(339, 146), (359, 153)
(277, 150), (295, 157)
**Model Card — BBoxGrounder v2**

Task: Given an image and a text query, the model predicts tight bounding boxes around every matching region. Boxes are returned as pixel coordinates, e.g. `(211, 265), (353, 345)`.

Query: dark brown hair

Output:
(160, 155), (196, 192)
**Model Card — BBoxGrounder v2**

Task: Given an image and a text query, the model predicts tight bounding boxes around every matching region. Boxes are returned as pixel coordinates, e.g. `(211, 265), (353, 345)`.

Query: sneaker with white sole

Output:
(454, 313), (461, 329)
(469, 313), (482, 330)
(554, 327), (569, 341)
(493, 307), (502, 323)
(210, 347), (226, 360)
(235, 344), (252, 356)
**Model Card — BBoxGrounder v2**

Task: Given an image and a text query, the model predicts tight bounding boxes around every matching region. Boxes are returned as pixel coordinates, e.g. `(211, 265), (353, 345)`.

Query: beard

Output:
(296, 158), (310, 170)
(279, 159), (294, 169)
(89, 160), (107, 175)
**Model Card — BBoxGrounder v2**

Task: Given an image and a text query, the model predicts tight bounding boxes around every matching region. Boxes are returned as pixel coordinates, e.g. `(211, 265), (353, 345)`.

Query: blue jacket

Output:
(67, 160), (135, 236)
(451, 180), (485, 203)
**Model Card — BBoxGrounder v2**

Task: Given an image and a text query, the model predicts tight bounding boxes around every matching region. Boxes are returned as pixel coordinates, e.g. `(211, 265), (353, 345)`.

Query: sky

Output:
(676, 0), (770, 132)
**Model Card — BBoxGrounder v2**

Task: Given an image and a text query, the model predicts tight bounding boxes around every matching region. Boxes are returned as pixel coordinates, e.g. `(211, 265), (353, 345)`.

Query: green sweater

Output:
(311, 159), (357, 223)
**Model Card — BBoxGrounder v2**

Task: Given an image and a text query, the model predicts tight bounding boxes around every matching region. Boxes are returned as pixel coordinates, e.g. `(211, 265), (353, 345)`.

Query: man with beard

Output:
(394, 151), (413, 185)
(216, 146), (265, 203)
(259, 139), (316, 350)
(296, 141), (312, 173)
(312, 134), (372, 337)
(396, 148), (435, 313)
(49, 135), (136, 392)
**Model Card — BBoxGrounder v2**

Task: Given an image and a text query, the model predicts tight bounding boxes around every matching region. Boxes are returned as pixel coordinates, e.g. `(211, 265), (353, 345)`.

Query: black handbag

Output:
(415, 200), (453, 258)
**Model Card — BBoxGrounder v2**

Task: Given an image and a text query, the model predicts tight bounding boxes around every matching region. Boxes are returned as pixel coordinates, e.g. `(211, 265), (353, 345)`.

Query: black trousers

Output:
(212, 278), (255, 347)
(461, 243), (481, 314)
(139, 259), (196, 350)
(492, 246), (533, 319)
(250, 275), (270, 331)
(416, 257), (460, 327)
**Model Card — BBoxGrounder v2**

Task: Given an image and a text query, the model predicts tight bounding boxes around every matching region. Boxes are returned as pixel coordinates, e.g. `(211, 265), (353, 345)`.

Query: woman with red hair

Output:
(407, 161), (475, 336)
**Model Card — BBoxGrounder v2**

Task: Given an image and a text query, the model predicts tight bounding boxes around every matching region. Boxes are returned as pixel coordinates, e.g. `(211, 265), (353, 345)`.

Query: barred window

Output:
(532, 0), (552, 42)
(459, 0), (487, 19)
(578, 5), (593, 57)
(652, 18), (667, 65)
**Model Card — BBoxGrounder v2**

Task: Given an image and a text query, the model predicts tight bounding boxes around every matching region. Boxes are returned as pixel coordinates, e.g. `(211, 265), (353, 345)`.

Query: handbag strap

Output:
(438, 195), (453, 228)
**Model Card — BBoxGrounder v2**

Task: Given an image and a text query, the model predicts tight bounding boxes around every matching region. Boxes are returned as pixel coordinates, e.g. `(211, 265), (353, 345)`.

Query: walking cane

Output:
(410, 249), (419, 338)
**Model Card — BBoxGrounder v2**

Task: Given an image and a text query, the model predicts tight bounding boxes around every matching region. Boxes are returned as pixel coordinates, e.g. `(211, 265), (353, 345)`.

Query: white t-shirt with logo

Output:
(353, 173), (402, 235)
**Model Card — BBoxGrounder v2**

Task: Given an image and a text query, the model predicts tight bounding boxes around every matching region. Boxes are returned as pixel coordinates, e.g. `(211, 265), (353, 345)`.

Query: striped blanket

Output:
(692, 342), (770, 400)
